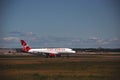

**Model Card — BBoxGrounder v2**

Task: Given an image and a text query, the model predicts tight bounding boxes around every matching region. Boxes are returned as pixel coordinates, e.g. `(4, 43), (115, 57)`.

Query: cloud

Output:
(89, 37), (99, 40)
(1, 31), (120, 48)
(9, 31), (38, 37)
(9, 31), (22, 35)
(2, 36), (19, 41)
(26, 32), (33, 36)
(9, 31), (24, 36)
(27, 36), (120, 48)
(109, 38), (120, 42)
(87, 37), (108, 45)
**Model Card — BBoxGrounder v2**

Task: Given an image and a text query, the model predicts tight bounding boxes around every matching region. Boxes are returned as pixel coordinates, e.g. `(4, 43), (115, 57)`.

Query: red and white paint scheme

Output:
(20, 40), (76, 57)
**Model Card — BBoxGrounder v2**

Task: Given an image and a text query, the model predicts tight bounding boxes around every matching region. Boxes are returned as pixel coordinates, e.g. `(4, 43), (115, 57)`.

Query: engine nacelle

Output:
(56, 54), (61, 57)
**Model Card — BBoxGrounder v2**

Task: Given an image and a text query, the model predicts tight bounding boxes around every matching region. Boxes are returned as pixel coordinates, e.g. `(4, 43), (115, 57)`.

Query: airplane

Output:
(20, 40), (76, 57)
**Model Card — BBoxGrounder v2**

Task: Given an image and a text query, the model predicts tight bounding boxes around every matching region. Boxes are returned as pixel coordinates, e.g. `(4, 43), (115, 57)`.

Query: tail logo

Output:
(20, 40), (31, 52)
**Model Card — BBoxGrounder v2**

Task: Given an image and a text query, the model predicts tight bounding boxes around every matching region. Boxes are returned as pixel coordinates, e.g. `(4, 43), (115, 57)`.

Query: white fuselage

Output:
(28, 48), (76, 54)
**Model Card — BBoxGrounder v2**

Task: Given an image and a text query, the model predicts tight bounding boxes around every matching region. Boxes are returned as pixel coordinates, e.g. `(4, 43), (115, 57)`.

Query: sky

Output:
(0, 0), (120, 48)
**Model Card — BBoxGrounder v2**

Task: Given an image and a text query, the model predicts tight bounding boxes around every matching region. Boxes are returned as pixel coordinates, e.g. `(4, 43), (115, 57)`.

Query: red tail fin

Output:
(20, 40), (31, 52)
